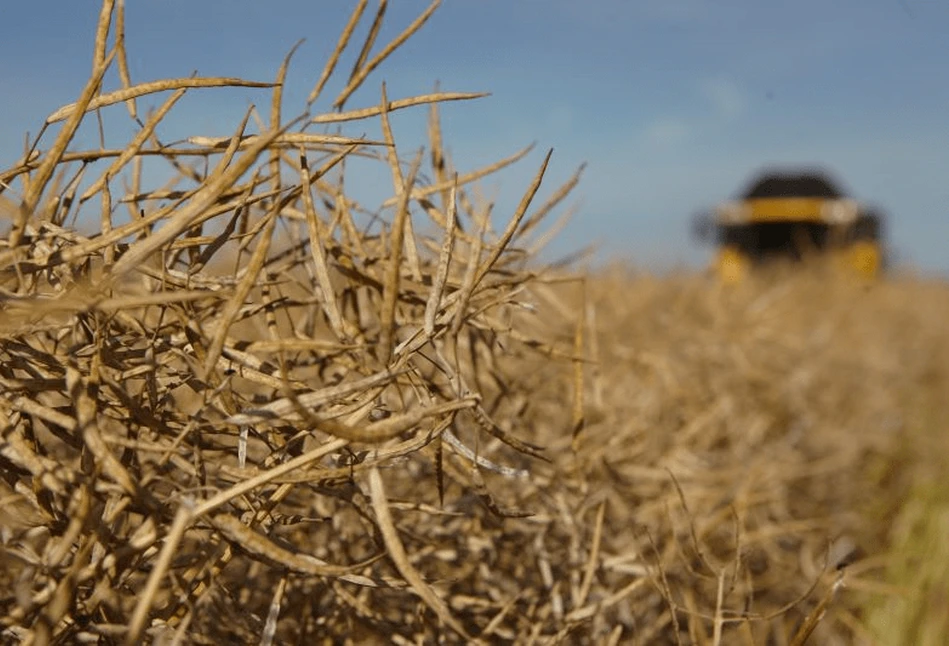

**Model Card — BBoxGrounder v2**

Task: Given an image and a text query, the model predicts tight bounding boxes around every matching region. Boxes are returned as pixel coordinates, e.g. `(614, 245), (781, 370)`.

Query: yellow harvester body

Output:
(708, 171), (885, 282)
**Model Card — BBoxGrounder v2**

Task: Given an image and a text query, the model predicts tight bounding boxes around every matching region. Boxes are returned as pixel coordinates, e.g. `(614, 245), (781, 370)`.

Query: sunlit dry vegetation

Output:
(1, 1), (947, 644)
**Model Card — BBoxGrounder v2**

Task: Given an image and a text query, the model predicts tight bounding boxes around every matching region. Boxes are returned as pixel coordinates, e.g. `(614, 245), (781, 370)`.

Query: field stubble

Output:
(1, 1), (948, 644)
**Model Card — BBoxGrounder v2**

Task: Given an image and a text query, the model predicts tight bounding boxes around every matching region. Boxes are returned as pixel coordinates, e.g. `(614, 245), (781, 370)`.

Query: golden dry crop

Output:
(1, 2), (947, 645)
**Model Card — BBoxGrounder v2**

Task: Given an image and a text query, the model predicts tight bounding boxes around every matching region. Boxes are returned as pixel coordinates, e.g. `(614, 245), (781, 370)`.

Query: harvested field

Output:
(2, 2), (948, 644)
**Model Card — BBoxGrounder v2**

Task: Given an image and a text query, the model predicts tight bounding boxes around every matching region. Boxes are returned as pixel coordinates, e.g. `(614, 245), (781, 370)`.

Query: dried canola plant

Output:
(3, 1), (949, 645)
(0, 1), (592, 643)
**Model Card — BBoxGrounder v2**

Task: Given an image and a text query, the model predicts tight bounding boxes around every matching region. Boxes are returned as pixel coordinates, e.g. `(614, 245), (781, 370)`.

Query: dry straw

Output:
(2, 1), (949, 644)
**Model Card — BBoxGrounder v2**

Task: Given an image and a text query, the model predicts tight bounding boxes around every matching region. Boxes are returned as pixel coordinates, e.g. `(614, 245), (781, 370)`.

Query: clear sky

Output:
(2, 1), (947, 274)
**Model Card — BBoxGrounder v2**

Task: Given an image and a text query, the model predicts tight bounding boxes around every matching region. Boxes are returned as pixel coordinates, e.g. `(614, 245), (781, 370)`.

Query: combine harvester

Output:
(694, 169), (887, 282)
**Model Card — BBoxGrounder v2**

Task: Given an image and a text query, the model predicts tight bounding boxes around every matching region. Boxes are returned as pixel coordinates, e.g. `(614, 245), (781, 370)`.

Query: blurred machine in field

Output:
(693, 169), (886, 282)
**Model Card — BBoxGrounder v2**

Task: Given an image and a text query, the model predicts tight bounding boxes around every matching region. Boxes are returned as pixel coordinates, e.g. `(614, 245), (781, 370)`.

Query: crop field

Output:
(1, 2), (948, 644)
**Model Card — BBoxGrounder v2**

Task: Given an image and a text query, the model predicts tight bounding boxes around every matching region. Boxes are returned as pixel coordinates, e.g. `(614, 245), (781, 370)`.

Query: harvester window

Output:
(743, 175), (842, 199)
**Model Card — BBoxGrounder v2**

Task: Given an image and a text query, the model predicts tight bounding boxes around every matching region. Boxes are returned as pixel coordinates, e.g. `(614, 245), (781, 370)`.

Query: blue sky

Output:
(2, 1), (947, 273)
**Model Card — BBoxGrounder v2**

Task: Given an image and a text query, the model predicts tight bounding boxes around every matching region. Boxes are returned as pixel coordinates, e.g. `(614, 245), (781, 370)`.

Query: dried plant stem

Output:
(368, 466), (471, 639)
(125, 502), (193, 645)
